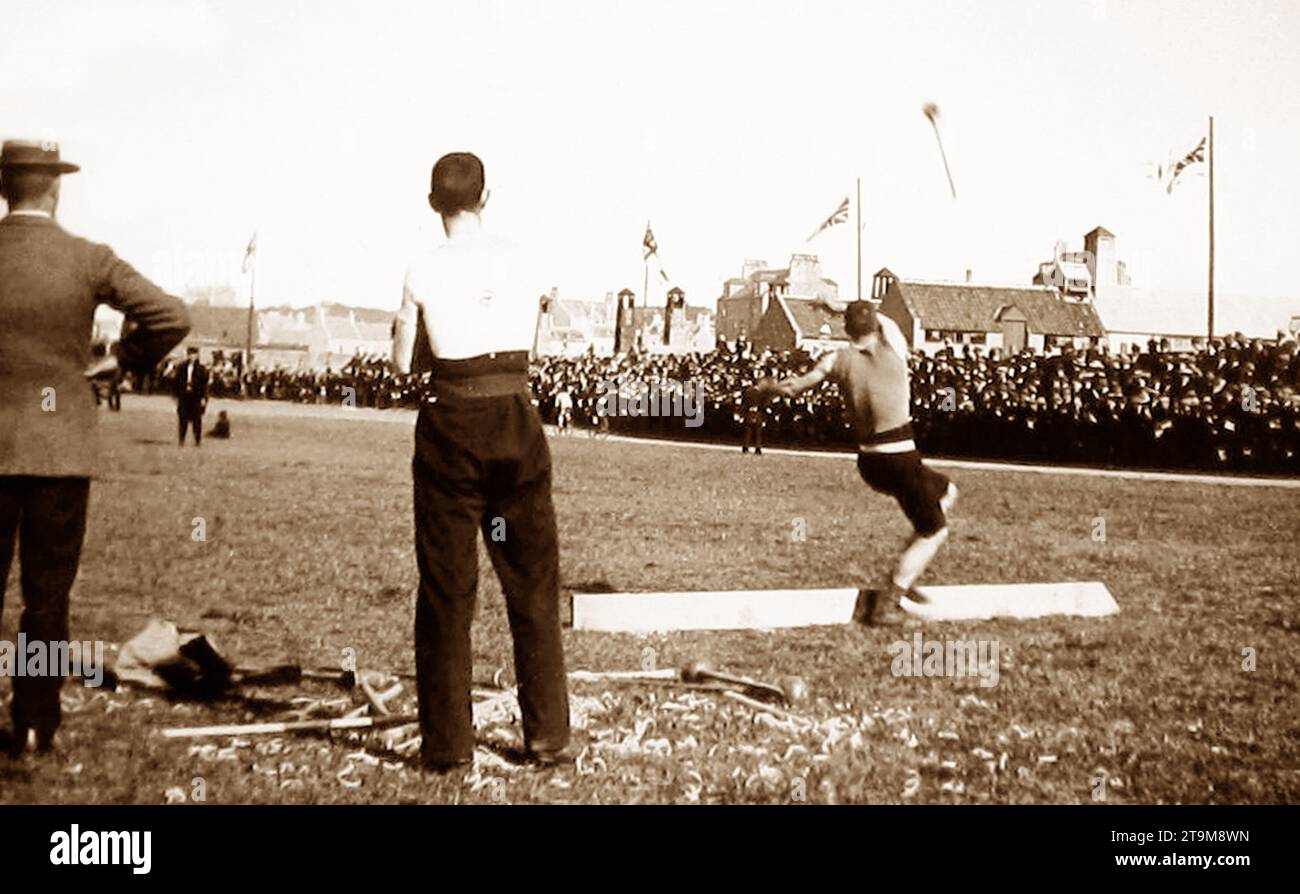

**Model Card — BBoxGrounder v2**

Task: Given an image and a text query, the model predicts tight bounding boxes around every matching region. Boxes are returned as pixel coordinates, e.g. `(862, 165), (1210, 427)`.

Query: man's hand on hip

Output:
(84, 355), (119, 380)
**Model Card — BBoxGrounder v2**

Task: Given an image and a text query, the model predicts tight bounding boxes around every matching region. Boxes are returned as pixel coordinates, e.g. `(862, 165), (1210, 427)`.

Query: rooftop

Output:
(782, 298), (850, 341)
(890, 279), (1106, 337)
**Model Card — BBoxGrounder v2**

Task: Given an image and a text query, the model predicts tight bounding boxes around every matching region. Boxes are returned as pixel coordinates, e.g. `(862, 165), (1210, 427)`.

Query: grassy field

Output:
(2, 395), (1297, 804)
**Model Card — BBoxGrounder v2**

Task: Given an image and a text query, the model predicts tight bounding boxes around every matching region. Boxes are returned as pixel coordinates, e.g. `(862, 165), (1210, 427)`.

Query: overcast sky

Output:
(4, 0), (1298, 326)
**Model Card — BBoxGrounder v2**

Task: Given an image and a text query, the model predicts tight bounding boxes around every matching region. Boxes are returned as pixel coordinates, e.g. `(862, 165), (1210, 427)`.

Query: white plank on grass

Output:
(905, 581), (1118, 622)
(572, 588), (855, 632)
(570, 581), (1117, 632)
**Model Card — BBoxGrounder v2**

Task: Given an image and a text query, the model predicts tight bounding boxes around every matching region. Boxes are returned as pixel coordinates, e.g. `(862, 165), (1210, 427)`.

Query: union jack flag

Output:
(807, 196), (850, 242)
(241, 232), (257, 273)
(642, 223), (659, 260)
(1159, 137), (1206, 194)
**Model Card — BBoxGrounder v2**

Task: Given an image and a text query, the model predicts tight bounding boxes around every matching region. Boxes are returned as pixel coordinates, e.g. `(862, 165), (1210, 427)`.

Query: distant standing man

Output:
(105, 366), (123, 412)
(392, 152), (570, 771)
(173, 346), (208, 446)
(554, 387), (573, 434)
(757, 301), (958, 626)
(740, 381), (766, 455)
(0, 140), (190, 755)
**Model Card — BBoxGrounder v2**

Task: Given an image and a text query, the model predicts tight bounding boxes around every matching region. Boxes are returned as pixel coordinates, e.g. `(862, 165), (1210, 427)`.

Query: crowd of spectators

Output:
(531, 335), (1300, 474)
(138, 354), (427, 409)
(134, 335), (1300, 474)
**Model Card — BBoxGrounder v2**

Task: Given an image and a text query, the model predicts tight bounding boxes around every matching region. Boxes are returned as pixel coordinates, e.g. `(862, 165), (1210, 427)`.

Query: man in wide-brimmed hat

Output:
(0, 139), (190, 757)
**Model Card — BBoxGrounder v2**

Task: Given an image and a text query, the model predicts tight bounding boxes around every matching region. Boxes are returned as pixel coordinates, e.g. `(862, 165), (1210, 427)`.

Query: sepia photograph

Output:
(1, 0), (1294, 875)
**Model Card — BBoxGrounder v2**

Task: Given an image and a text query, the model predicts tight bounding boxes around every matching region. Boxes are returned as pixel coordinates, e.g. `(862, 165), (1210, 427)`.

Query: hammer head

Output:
(680, 660), (715, 684)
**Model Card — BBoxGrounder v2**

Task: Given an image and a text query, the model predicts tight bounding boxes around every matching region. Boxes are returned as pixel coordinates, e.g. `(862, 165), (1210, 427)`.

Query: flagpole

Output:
(1207, 114), (1215, 341)
(856, 177), (862, 301)
(245, 261), (256, 382)
(639, 253), (649, 354)
(642, 220), (650, 313)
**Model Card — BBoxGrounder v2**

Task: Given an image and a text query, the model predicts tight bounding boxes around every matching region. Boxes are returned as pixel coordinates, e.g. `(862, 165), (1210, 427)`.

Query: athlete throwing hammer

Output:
(756, 301), (957, 626)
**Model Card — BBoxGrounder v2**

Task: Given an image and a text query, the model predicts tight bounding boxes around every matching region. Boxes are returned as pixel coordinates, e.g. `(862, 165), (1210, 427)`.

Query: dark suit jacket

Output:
(173, 360), (209, 408)
(0, 214), (191, 477)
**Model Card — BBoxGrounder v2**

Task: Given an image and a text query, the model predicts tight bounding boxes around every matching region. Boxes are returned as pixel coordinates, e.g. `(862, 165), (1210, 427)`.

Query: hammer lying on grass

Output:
(569, 661), (810, 707)
(159, 667), (508, 739)
(158, 661), (809, 739)
(161, 713), (421, 739)
(231, 663), (510, 690)
(245, 657), (800, 706)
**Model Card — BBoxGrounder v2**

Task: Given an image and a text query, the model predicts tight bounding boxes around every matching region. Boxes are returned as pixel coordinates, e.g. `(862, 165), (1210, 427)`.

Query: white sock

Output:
(888, 527), (950, 592)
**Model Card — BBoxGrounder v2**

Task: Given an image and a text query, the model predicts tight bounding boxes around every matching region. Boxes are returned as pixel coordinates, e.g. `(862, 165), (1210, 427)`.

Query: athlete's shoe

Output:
(851, 587), (873, 624)
(902, 587), (931, 606)
(853, 588), (909, 627)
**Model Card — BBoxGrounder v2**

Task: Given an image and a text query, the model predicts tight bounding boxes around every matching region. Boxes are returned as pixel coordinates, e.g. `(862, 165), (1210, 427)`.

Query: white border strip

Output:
(549, 429), (1300, 490)
(571, 581), (1120, 631)
(151, 399), (1300, 490)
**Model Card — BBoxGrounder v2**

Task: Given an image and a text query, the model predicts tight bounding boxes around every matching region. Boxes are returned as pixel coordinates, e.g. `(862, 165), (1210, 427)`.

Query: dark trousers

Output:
(0, 475), (91, 734)
(742, 417), (764, 453)
(856, 450), (951, 536)
(412, 393), (569, 764)
(178, 400), (203, 446)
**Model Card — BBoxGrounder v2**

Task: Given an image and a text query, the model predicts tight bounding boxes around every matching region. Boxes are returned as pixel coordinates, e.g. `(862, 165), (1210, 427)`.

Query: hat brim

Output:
(0, 161), (80, 174)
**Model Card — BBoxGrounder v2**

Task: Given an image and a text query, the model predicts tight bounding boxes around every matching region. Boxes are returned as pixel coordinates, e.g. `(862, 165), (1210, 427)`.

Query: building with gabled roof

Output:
(873, 268), (1106, 355)
(258, 303), (391, 368)
(184, 304), (258, 353)
(534, 289), (617, 356)
(751, 296), (850, 353)
(612, 287), (715, 355)
(535, 288), (713, 356)
(716, 254), (839, 343)
(1037, 226), (1295, 350)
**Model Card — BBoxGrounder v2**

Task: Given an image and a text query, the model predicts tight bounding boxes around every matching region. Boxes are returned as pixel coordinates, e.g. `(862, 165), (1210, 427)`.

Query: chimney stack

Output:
(1083, 226), (1117, 294)
(789, 254), (821, 291)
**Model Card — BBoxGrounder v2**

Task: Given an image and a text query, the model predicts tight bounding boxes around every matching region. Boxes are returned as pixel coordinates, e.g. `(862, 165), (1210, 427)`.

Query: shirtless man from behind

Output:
(756, 301), (958, 626)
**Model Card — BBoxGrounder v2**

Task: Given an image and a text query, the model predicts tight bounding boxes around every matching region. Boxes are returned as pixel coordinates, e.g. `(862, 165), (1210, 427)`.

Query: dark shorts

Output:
(856, 449), (950, 536)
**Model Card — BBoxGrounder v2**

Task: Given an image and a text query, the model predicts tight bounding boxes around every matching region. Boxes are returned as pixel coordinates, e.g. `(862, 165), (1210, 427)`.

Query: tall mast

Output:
(1207, 114), (1215, 340)
(245, 261), (256, 374)
(856, 177), (862, 301)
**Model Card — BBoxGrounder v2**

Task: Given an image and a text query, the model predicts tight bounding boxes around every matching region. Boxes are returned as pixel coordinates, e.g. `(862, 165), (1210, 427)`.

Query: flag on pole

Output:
(643, 223), (671, 282)
(241, 232), (258, 273)
(1159, 137), (1206, 194)
(642, 223), (659, 260)
(806, 196), (850, 242)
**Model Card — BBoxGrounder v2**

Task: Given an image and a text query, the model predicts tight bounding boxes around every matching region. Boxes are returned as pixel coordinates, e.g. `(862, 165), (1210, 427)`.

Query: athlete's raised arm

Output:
(878, 313), (909, 359)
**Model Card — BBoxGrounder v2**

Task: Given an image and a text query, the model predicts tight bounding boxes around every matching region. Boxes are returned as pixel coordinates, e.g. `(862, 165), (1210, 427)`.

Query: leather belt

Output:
(423, 351), (531, 401)
(425, 373), (530, 402)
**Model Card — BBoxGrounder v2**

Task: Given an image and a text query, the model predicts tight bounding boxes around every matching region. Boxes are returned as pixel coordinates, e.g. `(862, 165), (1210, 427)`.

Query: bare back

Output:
(831, 325), (912, 441)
